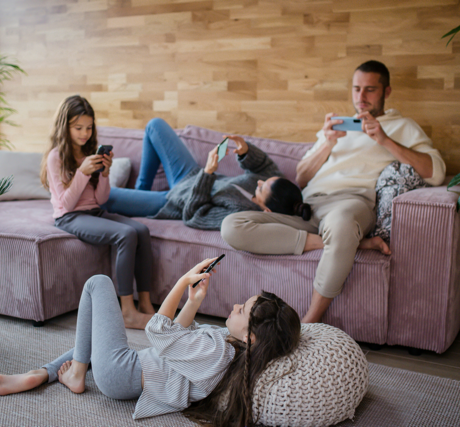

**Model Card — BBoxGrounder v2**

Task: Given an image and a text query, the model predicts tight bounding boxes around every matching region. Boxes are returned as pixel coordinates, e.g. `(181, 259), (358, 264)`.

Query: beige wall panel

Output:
(0, 0), (459, 175)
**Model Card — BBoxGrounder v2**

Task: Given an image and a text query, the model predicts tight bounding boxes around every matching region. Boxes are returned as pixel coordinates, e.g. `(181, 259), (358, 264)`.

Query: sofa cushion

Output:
(109, 157), (131, 188)
(177, 125), (313, 183)
(0, 152), (50, 201)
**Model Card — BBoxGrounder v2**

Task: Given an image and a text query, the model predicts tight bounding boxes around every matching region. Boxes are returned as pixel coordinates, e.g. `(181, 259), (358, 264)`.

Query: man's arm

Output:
(358, 112), (433, 179)
(296, 113), (346, 188)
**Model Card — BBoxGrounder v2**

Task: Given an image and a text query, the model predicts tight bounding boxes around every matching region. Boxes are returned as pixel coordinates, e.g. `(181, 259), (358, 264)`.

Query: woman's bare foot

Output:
(0, 369), (48, 396)
(122, 311), (153, 330)
(58, 360), (88, 394)
(359, 236), (391, 255)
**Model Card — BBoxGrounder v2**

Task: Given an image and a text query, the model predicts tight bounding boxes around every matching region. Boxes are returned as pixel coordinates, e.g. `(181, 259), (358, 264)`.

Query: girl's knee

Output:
(84, 275), (113, 293)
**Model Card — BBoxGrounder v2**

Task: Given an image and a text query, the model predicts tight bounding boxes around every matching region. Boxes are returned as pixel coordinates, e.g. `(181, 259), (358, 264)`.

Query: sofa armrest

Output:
(388, 186), (460, 353)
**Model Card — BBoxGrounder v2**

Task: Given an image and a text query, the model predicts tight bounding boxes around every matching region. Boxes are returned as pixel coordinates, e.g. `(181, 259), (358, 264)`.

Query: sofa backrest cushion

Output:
(0, 152), (51, 201)
(97, 125), (313, 190)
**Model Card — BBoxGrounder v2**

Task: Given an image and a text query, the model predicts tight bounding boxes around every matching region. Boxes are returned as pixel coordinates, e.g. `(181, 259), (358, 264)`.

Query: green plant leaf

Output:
(0, 175), (14, 196)
(442, 25), (460, 46)
(447, 173), (460, 189)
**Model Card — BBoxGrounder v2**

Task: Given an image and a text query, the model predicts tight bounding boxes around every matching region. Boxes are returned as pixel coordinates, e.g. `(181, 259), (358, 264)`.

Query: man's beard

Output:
(354, 93), (386, 117)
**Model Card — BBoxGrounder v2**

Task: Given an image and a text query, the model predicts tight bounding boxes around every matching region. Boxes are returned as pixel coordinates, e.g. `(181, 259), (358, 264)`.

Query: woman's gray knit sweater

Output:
(149, 143), (282, 230)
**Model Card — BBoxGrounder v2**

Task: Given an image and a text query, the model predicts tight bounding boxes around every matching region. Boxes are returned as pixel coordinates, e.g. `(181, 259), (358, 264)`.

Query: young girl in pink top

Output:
(40, 95), (155, 329)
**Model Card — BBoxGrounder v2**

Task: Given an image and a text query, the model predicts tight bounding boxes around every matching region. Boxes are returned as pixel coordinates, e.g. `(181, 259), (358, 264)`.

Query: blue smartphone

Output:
(332, 117), (362, 132)
(217, 138), (228, 162)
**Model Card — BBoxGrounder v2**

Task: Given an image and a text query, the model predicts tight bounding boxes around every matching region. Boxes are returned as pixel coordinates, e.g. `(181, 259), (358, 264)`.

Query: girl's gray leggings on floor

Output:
(55, 208), (153, 296)
(42, 275), (143, 400)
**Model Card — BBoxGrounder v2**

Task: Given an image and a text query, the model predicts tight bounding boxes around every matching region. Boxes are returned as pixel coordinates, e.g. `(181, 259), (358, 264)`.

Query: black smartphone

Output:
(95, 144), (113, 172)
(192, 254), (225, 288)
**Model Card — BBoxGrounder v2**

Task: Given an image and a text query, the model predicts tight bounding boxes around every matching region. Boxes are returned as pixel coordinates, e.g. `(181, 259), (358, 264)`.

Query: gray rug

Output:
(1, 316), (459, 427)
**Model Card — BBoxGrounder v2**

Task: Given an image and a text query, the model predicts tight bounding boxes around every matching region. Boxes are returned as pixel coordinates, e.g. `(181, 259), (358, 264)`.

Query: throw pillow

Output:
(369, 161), (430, 243)
(0, 151), (51, 201)
(109, 157), (132, 188)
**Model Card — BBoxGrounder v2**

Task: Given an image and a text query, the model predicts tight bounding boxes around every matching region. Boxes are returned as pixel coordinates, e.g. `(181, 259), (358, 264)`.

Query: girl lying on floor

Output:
(0, 258), (301, 427)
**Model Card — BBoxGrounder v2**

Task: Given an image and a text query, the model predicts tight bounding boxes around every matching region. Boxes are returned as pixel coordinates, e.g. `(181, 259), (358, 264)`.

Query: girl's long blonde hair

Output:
(40, 95), (99, 190)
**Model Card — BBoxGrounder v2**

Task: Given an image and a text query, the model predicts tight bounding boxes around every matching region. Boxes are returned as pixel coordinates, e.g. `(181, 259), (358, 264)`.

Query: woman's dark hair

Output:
(183, 291), (301, 427)
(265, 177), (312, 221)
(355, 60), (390, 89)
(41, 95), (99, 190)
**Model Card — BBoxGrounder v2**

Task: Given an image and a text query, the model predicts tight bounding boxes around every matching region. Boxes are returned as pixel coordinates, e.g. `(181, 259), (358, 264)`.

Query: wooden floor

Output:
(46, 307), (460, 382)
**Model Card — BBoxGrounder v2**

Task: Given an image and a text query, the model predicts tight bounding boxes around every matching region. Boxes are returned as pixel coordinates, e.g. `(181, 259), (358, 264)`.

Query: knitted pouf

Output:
(252, 323), (369, 427)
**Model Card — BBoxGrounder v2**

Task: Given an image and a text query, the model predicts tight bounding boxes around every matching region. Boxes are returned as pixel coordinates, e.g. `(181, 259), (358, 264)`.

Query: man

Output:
(221, 60), (446, 323)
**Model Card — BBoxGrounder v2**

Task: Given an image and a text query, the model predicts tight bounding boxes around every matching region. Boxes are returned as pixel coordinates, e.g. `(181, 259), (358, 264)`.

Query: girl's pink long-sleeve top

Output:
(47, 147), (110, 218)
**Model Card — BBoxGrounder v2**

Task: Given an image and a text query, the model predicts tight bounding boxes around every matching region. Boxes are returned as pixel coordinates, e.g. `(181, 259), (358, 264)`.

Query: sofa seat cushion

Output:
(135, 217), (390, 345)
(252, 323), (368, 427)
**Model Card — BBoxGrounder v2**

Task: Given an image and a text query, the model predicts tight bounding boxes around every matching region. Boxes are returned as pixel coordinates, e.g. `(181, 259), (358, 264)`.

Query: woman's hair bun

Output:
(294, 202), (312, 221)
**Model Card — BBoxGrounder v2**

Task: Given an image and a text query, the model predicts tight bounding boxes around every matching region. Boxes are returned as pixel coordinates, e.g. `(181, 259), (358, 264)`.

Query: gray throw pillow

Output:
(369, 161), (430, 243)
(0, 151), (50, 201)
(109, 157), (131, 188)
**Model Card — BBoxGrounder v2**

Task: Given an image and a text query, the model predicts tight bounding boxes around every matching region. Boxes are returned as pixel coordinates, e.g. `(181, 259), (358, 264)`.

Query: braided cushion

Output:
(252, 323), (368, 427)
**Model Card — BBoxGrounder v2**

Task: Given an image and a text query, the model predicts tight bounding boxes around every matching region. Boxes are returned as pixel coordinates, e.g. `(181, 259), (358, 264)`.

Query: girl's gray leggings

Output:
(55, 208), (153, 296)
(43, 275), (143, 400)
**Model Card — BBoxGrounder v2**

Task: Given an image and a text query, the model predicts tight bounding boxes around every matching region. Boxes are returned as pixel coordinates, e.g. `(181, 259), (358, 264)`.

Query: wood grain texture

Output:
(0, 0), (459, 174)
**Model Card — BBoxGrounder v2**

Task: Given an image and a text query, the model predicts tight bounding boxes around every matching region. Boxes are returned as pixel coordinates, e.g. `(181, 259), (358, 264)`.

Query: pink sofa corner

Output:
(0, 124), (458, 354)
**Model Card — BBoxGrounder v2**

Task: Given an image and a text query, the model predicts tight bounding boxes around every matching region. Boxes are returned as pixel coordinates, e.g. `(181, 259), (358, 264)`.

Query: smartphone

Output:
(217, 138), (228, 162)
(95, 145), (113, 172)
(331, 117), (362, 132)
(192, 254), (226, 288)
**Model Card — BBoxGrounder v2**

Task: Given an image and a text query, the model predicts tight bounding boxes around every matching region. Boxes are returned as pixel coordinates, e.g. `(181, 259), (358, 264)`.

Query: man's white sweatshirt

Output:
(301, 109), (446, 204)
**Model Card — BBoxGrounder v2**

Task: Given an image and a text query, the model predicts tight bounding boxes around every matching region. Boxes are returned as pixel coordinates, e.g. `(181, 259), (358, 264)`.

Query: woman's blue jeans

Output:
(105, 118), (198, 217)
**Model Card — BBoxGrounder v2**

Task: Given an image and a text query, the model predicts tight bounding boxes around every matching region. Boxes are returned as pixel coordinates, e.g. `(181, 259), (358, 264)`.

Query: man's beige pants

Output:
(221, 192), (376, 299)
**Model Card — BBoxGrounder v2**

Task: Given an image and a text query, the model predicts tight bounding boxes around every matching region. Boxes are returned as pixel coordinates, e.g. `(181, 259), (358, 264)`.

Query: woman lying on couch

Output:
(105, 118), (312, 229)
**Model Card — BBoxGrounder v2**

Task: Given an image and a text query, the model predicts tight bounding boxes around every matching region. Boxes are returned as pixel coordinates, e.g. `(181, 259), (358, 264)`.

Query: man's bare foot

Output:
(0, 369), (48, 396)
(58, 360), (87, 394)
(122, 310), (153, 330)
(359, 236), (391, 255)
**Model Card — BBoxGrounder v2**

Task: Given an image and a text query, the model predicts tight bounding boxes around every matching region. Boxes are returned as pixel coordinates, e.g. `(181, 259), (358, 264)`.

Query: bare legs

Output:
(0, 369), (49, 396)
(120, 292), (155, 330)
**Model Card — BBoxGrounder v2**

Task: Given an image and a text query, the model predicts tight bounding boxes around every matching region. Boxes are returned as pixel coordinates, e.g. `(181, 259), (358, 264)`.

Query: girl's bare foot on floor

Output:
(0, 369), (48, 395)
(359, 236), (391, 255)
(122, 311), (153, 330)
(58, 360), (87, 394)
(138, 292), (155, 315)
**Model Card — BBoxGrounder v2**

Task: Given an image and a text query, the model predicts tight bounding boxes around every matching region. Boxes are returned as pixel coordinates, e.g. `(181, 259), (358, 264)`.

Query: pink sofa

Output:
(0, 125), (459, 353)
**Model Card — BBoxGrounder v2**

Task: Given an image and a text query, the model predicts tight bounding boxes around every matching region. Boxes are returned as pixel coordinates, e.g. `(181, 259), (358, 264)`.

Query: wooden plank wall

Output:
(0, 0), (459, 174)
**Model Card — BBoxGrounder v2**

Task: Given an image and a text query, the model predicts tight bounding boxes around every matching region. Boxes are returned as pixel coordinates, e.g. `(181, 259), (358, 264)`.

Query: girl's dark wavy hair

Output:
(265, 177), (312, 221)
(183, 291), (301, 427)
(41, 95), (99, 190)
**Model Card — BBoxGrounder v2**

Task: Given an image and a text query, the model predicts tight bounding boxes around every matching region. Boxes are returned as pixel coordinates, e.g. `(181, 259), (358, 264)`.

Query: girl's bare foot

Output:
(122, 311), (153, 330)
(138, 292), (155, 315)
(58, 360), (87, 394)
(0, 369), (48, 396)
(359, 236), (391, 255)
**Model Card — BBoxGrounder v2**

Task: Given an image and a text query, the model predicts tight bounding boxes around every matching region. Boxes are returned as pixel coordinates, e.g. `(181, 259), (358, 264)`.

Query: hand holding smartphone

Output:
(192, 254), (225, 288)
(217, 138), (228, 162)
(96, 144), (113, 172)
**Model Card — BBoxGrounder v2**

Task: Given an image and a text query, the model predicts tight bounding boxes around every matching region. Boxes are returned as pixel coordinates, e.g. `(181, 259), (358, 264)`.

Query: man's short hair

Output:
(355, 60), (390, 89)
